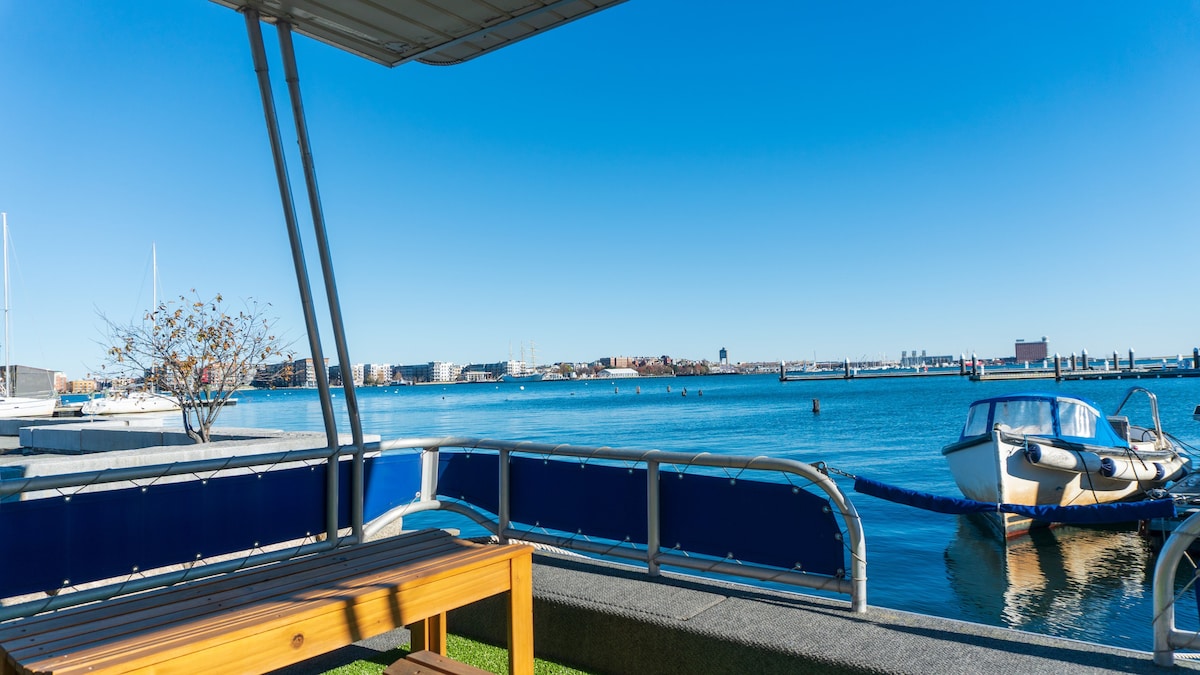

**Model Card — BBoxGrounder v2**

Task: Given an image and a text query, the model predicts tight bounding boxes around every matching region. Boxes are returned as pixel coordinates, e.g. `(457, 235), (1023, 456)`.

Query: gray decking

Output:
(278, 549), (1200, 674)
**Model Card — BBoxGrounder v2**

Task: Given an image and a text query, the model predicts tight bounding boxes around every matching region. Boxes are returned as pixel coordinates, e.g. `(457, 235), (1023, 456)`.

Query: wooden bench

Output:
(0, 529), (533, 675)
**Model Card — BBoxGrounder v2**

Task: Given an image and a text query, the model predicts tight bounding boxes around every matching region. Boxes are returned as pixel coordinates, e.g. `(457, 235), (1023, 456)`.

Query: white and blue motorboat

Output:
(942, 387), (1188, 538)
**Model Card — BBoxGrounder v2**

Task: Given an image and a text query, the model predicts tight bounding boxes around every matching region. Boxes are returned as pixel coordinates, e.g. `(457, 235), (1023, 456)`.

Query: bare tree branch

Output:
(100, 291), (292, 442)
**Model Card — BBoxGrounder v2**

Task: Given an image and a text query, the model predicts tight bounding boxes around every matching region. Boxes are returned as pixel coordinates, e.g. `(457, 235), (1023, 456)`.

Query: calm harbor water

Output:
(212, 373), (1200, 651)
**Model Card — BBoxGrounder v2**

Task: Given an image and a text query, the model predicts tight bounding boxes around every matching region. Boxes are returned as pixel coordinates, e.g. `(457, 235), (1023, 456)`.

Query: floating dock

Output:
(781, 353), (1200, 383)
(780, 370), (963, 382)
(972, 368), (1200, 382)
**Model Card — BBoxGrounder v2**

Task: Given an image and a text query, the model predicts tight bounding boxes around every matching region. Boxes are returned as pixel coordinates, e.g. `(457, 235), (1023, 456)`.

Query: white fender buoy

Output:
(1100, 457), (1170, 482)
(1024, 444), (1102, 474)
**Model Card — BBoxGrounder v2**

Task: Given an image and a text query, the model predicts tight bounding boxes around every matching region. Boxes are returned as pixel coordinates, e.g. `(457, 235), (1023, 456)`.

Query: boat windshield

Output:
(960, 394), (1125, 445)
(1057, 399), (1099, 439)
(962, 402), (992, 437)
(992, 398), (1055, 436)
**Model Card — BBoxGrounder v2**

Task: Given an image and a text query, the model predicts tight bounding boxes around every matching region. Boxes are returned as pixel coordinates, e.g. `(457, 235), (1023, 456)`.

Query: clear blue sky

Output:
(2, 2), (1199, 379)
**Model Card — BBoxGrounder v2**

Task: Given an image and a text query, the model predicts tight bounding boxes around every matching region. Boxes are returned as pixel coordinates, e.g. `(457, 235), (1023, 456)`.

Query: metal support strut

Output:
(276, 20), (367, 542)
(243, 9), (345, 543)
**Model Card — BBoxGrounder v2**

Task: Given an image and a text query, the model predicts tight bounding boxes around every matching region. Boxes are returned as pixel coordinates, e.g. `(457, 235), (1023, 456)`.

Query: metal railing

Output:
(1113, 386), (1168, 450)
(365, 437), (867, 612)
(0, 436), (867, 619)
(1153, 510), (1200, 666)
(0, 445), (358, 621)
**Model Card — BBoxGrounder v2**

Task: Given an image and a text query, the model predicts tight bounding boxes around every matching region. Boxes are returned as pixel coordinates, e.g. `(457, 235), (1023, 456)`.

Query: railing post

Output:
(421, 446), (441, 503)
(498, 448), (511, 544)
(646, 459), (660, 576)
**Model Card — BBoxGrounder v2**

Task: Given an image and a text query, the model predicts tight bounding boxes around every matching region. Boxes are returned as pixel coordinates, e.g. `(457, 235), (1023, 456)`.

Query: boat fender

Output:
(1160, 462), (1189, 483)
(1023, 444), (1102, 474)
(1099, 457), (1166, 482)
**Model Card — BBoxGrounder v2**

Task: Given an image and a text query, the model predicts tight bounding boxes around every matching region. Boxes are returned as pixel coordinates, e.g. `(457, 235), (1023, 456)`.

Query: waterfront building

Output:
(900, 350), (955, 368)
(365, 363), (391, 385)
(1015, 337), (1049, 363)
(328, 363), (365, 386)
(394, 363), (428, 383)
(292, 358), (329, 388)
(68, 379), (97, 394)
(460, 370), (492, 383)
(394, 361), (458, 384)
(595, 367), (639, 379)
(463, 360), (526, 379)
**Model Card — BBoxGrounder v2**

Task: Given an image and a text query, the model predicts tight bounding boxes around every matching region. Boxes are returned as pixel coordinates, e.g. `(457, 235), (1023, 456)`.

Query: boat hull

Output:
(943, 429), (1182, 538)
(0, 396), (57, 418)
(499, 374), (543, 383)
(81, 392), (181, 415)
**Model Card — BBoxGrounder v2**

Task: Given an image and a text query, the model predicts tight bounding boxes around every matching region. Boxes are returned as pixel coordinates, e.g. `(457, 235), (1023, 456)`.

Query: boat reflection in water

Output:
(943, 516), (1200, 642)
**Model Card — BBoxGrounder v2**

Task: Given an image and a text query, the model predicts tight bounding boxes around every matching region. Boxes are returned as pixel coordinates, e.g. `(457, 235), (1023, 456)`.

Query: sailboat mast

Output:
(3, 213), (9, 398)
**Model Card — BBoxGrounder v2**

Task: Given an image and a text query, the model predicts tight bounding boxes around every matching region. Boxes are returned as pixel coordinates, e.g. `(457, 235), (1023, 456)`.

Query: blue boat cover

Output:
(854, 476), (1176, 523)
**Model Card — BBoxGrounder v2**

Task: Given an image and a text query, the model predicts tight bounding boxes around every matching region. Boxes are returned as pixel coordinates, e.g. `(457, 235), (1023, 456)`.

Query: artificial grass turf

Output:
(322, 634), (590, 675)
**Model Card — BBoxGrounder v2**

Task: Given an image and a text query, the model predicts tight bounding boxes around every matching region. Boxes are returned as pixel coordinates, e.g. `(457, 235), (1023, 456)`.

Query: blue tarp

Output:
(854, 476), (1176, 523)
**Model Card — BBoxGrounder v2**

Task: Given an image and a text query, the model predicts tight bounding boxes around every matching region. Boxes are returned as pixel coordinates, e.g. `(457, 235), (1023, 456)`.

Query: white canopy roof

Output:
(210, 0), (628, 67)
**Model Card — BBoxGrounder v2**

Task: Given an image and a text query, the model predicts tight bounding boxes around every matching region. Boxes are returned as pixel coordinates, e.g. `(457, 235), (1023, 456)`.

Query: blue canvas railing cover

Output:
(0, 453), (422, 600)
(0, 443), (858, 610)
(439, 451), (845, 576)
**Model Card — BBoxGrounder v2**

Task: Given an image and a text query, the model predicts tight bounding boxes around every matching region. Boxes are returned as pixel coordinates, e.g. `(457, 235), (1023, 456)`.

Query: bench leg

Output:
(408, 613), (447, 655)
(508, 554), (534, 675)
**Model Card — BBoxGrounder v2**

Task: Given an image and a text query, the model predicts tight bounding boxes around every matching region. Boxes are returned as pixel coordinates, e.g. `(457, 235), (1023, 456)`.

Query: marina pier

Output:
(781, 350), (1200, 383)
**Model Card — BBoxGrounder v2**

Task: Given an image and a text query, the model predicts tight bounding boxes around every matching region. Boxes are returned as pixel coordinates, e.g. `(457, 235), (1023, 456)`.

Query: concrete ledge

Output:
(442, 552), (1196, 675)
(0, 427), (381, 499)
(0, 417), (94, 437)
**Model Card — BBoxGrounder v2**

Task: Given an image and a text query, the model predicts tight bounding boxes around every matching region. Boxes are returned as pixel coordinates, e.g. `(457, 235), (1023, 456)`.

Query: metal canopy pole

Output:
(276, 22), (366, 542)
(243, 9), (341, 542)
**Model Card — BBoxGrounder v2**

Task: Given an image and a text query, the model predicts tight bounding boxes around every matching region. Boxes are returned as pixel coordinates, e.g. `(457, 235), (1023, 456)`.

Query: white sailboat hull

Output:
(81, 392), (180, 416)
(0, 396), (57, 418)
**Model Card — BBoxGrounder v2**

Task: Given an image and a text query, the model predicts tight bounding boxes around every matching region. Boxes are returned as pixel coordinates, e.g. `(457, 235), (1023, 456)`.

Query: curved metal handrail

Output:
(1152, 510), (1200, 666)
(370, 436), (868, 612)
(1114, 386), (1168, 450)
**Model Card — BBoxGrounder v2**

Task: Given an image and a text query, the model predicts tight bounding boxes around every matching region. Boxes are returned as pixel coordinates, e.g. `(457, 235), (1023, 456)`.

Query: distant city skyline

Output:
(3, 2), (1199, 381)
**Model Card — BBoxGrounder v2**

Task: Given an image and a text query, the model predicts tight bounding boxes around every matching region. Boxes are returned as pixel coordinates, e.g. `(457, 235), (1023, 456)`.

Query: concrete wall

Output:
(0, 421), (379, 500)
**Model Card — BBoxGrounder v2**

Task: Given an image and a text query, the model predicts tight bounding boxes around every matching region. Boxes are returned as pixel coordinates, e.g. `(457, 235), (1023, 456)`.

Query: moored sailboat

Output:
(0, 213), (56, 418)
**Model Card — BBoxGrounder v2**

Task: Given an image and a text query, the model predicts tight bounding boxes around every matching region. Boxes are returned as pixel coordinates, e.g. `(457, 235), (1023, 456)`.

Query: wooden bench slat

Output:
(0, 529), (454, 646)
(38, 545), (519, 668)
(62, 556), (522, 675)
(61, 551), (522, 674)
(2, 530), (533, 675)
